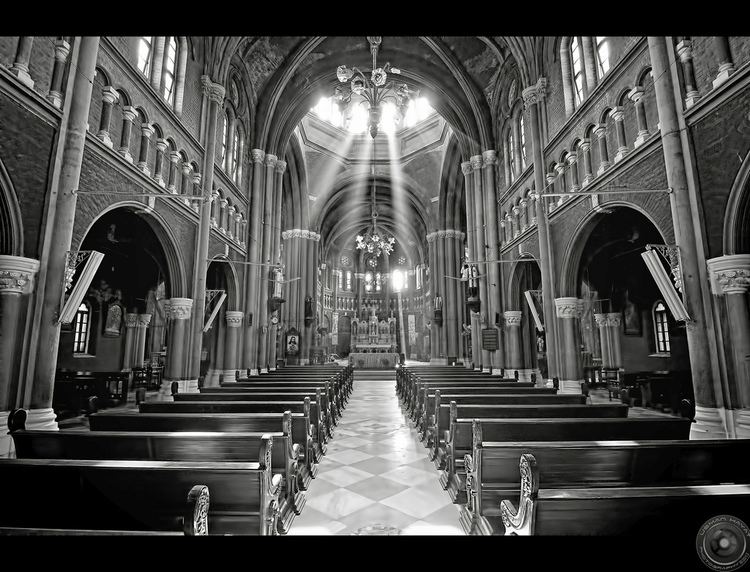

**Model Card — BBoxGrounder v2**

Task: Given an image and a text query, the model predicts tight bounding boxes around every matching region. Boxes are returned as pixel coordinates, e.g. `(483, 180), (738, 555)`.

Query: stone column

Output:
(454, 234), (466, 362)
(47, 39), (70, 108)
(160, 297), (193, 398)
(554, 162), (567, 205)
(445, 230), (459, 362)
(134, 313), (152, 368)
(209, 191), (219, 227)
(137, 123), (154, 175)
(462, 161), (481, 370)
(427, 232), (439, 363)
(226, 205), (235, 239)
(471, 155), (491, 372)
(511, 121), (523, 178)
(712, 37), (735, 89)
(167, 151), (180, 193)
(581, 36), (598, 92)
(121, 313), (138, 370)
(606, 313), (623, 369)
(96, 86), (119, 148)
(222, 311), (243, 383)
(191, 173), (202, 212)
(649, 36), (725, 438)
(523, 78), (560, 381)
(502, 136), (512, 187)
(555, 297), (583, 393)
(0, 256), (39, 442)
(594, 313), (612, 368)
(149, 37), (165, 91)
(174, 41), (188, 116)
(676, 40), (700, 108)
(578, 139), (594, 187)
(707, 255), (750, 436)
(218, 198), (228, 233)
(611, 107), (629, 162)
(504, 311), (523, 371)
(594, 123), (610, 175)
(28, 37), (100, 431)
(483, 150), (504, 374)
(153, 138), (168, 186)
(180, 161), (192, 199)
(269, 160), (286, 370)
(567, 153), (581, 192)
(188, 76), (225, 385)
(118, 106), (137, 162)
(559, 41), (575, 117)
(628, 87), (650, 147)
(436, 230), (448, 363)
(256, 154), (277, 372)
(10, 36), (35, 89)
(234, 212), (242, 244)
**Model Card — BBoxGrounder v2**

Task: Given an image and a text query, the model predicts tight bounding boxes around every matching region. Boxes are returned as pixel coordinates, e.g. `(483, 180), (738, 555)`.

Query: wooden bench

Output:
(462, 433), (750, 535)
(9, 410), (304, 534)
(403, 380), (535, 415)
(440, 416), (692, 505)
(430, 401), (629, 470)
(53, 370), (129, 415)
(0, 451), (280, 535)
(498, 453), (750, 536)
(89, 410), (317, 489)
(139, 397), (329, 460)
(225, 377), (350, 413)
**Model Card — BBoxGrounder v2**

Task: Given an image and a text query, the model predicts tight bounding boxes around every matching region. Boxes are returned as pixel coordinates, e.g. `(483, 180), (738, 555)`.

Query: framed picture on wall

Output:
(622, 294), (642, 336)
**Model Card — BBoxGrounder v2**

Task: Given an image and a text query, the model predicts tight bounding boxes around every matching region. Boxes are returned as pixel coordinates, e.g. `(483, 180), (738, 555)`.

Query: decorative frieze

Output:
(0, 255), (39, 295)
(169, 297), (193, 320)
(504, 310), (522, 326)
(225, 311), (244, 327)
(555, 297), (579, 319)
(281, 229), (321, 241)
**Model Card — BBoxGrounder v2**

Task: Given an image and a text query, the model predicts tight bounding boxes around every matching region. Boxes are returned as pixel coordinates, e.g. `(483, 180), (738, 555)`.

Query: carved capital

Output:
(0, 255), (39, 294)
(101, 85), (119, 105)
(209, 83), (225, 105)
(554, 162), (566, 176)
(578, 138), (591, 152)
(426, 232), (437, 243)
(251, 149), (265, 164)
(225, 310), (244, 327)
(169, 151), (181, 164)
(192, 172), (202, 185)
(555, 296), (579, 319)
(264, 154), (278, 169)
(437, 230), (447, 239)
(566, 152), (578, 165)
(522, 85), (538, 110)
(460, 161), (473, 176)
(482, 150), (497, 166)
(707, 254), (750, 295)
(594, 313), (608, 327)
(53, 39), (70, 61)
(470, 155), (484, 171)
(504, 310), (522, 326)
(124, 313), (139, 328)
(593, 124), (608, 138)
(275, 160), (287, 174)
(628, 86), (645, 104)
(155, 138), (169, 152)
(606, 312), (622, 327)
(610, 106), (625, 122)
(140, 123), (154, 138)
(136, 313), (152, 327)
(535, 77), (548, 100)
(169, 297), (193, 320)
(676, 40), (693, 62)
(121, 106), (138, 122)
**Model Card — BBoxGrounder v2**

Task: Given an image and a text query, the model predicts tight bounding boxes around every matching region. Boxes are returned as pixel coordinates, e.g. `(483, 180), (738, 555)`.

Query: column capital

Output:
(275, 159), (287, 174)
(628, 86), (645, 103)
(181, 161), (193, 174)
(566, 152), (578, 164)
(264, 154), (278, 168)
(555, 296), (579, 319)
(676, 40), (693, 62)
(460, 161), (473, 175)
(124, 313), (139, 328)
(470, 155), (484, 171)
(437, 230), (447, 239)
(594, 313), (608, 327)
(593, 124), (608, 138)
(251, 149), (265, 164)
(192, 172), (202, 185)
(209, 84), (225, 105)
(707, 254), (750, 295)
(578, 138), (591, 152)
(227, 204), (236, 214)
(504, 310), (522, 326)
(101, 86), (119, 105)
(606, 312), (622, 327)
(426, 232), (437, 243)
(554, 162), (566, 176)
(121, 106), (138, 122)
(53, 39), (70, 60)
(546, 172), (557, 185)
(169, 151), (181, 163)
(140, 123), (154, 138)
(218, 198), (228, 208)
(225, 310), (244, 327)
(482, 150), (498, 166)
(136, 313), (152, 327)
(522, 85), (538, 110)
(610, 106), (625, 122)
(169, 297), (193, 320)
(155, 138), (169, 152)
(0, 255), (39, 294)
(234, 212), (242, 223)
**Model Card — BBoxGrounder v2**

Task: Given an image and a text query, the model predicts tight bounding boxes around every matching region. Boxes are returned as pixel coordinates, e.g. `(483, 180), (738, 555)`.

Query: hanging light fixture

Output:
(334, 36), (416, 138)
(356, 137), (395, 257)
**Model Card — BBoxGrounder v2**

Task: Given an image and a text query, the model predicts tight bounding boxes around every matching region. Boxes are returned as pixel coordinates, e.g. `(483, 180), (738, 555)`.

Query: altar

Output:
(349, 351), (399, 369)
(348, 309), (398, 369)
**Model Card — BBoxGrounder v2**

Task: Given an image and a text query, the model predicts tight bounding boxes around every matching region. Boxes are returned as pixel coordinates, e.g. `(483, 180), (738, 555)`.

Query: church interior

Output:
(1, 35), (750, 555)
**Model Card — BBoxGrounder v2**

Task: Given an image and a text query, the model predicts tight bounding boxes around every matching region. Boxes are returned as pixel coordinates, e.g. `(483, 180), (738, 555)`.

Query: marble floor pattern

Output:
(287, 371), (464, 535)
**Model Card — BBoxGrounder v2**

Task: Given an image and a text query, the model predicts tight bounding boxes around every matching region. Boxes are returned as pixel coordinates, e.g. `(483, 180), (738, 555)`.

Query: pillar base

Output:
(222, 369), (237, 383)
(269, 367), (276, 372)
(119, 149), (133, 163)
(10, 66), (34, 89)
(249, 369), (259, 376)
(690, 405), (729, 439)
(734, 409), (750, 439)
(0, 411), (12, 458)
(596, 162), (610, 176)
(430, 358), (448, 365)
(558, 380), (583, 394)
(473, 367), (482, 371)
(712, 64), (735, 89)
(97, 132), (113, 148)
(47, 91), (63, 108)
(482, 367), (491, 374)
(614, 148), (629, 163)
(204, 369), (221, 387)
(25, 408), (58, 431)
(684, 91), (700, 109)
(259, 368), (268, 374)
(508, 368), (539, 383)
(137, 163), (150, 176)
(634, 132), (649, 147)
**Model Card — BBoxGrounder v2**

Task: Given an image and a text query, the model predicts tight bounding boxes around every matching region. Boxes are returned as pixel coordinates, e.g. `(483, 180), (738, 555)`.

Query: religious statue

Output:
(104, 303), (123, 336)
(461, 263), (480, 298)
(273, 266), (284, 299)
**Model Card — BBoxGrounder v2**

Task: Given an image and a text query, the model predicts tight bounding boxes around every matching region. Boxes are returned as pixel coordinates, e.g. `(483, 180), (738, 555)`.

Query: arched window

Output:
(571, 37), (584, 105)
(507, 130), (516, 182)
(375, 272), (382, 292)
(231, 128), (240, 179)
(402, 271), (408, 290)
(596, 36), (610, 77)
(365, 271), (373, 292)
(73, 301), (92, 354)
(162, 37), (177, 105)
(220, 113), (228, 166)
(137, 37), (152, 77)
(519, 113), (527, 168)
(653, 301), (671, 354)
(337, 271), (343, 290)
(415, 265), (423, 290)
(346, 270), (352, 291)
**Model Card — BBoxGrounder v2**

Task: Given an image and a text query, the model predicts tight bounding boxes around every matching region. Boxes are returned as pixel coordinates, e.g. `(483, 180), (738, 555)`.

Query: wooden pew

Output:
(416, 391), (585, 443)
(440, 416), (692, 505)
(403, 380), (536, 415)
(89, 411), (318, 490)
(225, 377), (349, 413)
(139, 397), (329, 460)
(462, 432), (750, 535)
(0, 445), (280, 535)
(498, 453), (750, 536)
(9, 410), (304, 534)
(430, 401), (629, 470)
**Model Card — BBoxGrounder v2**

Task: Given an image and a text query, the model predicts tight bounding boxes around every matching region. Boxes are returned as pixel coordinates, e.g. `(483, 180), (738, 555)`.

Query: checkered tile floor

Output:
(287, 371), (464, 535)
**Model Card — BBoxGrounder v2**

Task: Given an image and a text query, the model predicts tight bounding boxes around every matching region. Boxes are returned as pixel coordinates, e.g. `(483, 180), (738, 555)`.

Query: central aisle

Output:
(288, 370), (464, 535)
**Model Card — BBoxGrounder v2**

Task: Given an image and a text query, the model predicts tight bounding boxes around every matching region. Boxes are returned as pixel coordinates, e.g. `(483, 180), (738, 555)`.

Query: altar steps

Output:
(353, 370), (396, 382)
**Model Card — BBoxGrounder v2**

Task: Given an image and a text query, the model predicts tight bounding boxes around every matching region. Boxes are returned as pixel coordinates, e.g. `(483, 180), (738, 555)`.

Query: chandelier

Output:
(356, 135), (395, 258)
(334, 36), (416, 138)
